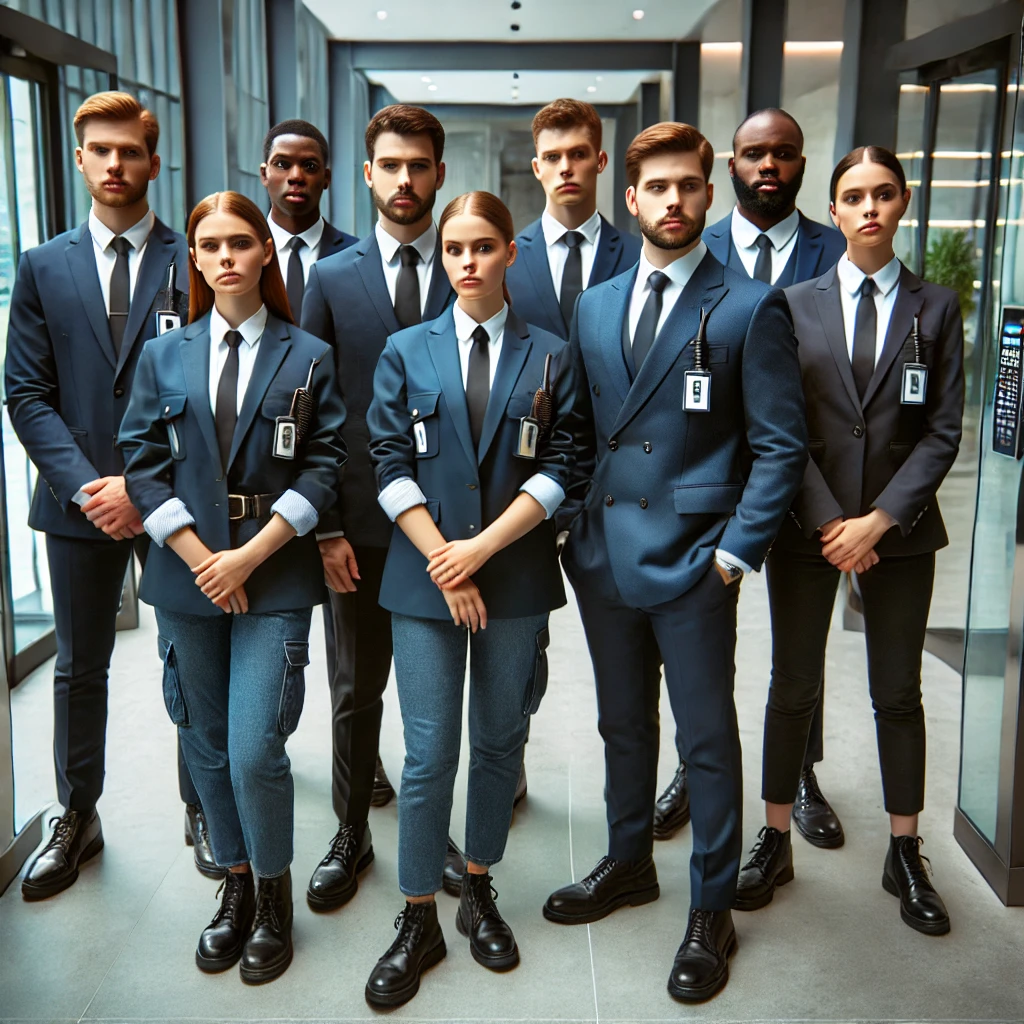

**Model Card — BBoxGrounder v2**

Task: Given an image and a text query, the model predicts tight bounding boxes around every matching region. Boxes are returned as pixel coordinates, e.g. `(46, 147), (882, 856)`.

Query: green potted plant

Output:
(923, 228), (977, 322)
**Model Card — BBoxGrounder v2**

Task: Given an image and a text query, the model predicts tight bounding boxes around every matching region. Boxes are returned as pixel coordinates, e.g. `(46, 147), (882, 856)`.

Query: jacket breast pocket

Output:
(408, 391), (441, 459)
(159, 393), (187, 461)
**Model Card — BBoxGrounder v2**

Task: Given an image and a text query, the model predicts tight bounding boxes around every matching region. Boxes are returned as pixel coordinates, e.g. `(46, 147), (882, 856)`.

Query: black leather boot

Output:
(667, 908), (737, 1003)
(307, 822), (374, 911)
(185, 803), (221, 879)
(792, 767), (845, 848)
(653, 762), (690, 840)
(371, 755), (395, 808)
(456, 871), (519, 970)
(882, 835), (950, 935)
(544, 854), (659, 924)
(365, 901), (447, 1008)
(22, 809), (103, 900)
(240, 869), (293, 983)
(734, 826), (794, 911)
(196, 870), (256, 972)
(442, 837), (467, 897)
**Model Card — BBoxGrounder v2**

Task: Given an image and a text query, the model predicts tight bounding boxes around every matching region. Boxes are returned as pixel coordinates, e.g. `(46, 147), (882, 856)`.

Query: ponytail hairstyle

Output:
(186, 190), (293, 324)
(438, 190), (516, 306)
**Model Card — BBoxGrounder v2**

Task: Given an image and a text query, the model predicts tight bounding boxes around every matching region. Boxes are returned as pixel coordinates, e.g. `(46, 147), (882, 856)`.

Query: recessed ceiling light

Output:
(632, 9), (644, 19)
(587, 85), (597, 93)
(421, 76), (432, 83)
(427, 83), (437, 91)
(376, 9), (387, 19)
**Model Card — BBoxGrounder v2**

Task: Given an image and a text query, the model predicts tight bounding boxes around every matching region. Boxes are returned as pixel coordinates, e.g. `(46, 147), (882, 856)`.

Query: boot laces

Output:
(465, 872), (500, 921)
(797, 767), (826, 807)
(898, 836), (933, 887)
(684, 908), (716, 952)
(212, 872), (247, 924)
(744, 825), (780, 872)
(44, 810), (80, 854)
(386, 903), (429, 957)
(322, 823), (358, 865)
(581, 856), (618, 892)
(253, 878), (282, 930)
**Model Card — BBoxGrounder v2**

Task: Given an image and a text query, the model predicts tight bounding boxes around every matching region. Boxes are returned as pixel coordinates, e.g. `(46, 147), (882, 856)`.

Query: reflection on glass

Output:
(895, 78), (926, 271)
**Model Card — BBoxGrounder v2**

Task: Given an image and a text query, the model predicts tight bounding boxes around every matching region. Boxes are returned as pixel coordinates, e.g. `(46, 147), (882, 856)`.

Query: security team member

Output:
(4, 92), (209, 899)
(301, 105), (464, 909)
(734, 148), (962, 937)
(364, 191), (580, 1007)
(259, 119), (357, 324)
(546, 123), (806, 1003)
(506, 98), (640, 341)
(655, 108), (848, 847)
(119, 191), (346, 982)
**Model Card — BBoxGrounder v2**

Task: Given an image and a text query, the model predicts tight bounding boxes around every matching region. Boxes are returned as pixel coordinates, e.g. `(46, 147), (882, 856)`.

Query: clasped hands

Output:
(426, 536), (492, 633)
(80, 476), (144, 540)
(191, 548), (253, 615)
(819, 508), (895, 574)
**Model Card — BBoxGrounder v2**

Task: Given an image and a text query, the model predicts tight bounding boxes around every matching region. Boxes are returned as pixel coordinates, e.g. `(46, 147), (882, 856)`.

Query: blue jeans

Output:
(392, 612), (548, 896)
(155, 607), (312, 877)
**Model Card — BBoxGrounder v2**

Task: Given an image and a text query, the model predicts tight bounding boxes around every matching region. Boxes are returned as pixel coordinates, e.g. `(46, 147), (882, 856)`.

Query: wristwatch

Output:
(717, 558), (743, 584)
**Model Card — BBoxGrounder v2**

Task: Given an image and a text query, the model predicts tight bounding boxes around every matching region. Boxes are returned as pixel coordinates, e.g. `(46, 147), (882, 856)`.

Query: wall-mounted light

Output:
(587, 85), (597, 93)
(421, 76), (432, 83)
(632, 9), (644, 19)
(427, 84), (437, 91)
(376, 10), (387, 19)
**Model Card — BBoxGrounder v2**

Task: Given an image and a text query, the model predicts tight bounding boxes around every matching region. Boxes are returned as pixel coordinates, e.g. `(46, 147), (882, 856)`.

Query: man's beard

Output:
(371, 185), (435, 226)
(731, 165), (804, 219)
(637, 210), (705, 251)
(86, 175), (148, 209)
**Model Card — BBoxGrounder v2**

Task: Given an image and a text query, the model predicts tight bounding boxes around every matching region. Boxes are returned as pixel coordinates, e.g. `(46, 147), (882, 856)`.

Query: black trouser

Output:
(763, 547), (934, 816)
(322, 544), (393, 827)
(573, 566), (743, 911)
(46, 533), (200, 811)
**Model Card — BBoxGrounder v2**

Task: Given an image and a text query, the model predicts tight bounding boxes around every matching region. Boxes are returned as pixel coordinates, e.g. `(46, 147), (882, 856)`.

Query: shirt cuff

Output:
(315, 530), (345, 541)
(378, 477), (428, 521)
(271, 489), (319, 537)
(715, 548), (752, 575)
(519, 473), (565, 520)
(144, 498), (196, 547)
(72, 488), (91, 508)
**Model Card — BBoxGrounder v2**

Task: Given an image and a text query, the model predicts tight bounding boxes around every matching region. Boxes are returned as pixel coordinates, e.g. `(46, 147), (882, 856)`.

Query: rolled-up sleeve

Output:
(271, 488), (319, 536)
(520, 472), (564, 520)
(144, 497), (196, 547)
(378, 477), (427, 521)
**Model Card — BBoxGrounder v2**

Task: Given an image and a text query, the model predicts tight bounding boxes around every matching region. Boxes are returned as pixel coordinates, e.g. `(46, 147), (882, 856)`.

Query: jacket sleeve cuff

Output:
(72, 488), (91, 508)
(520, 473), (565, 520)
(144, 498), (196, 547)
(271, 489), (319, 537)
(314, 530), (345, 541)
(378, 478), (427, 521)
(715, 548), (753, 575)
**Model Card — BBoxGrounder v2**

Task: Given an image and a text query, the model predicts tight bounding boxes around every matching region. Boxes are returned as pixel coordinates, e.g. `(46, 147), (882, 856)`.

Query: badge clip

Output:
(414, 420), (428, 454)
(155, 262), (181, 335)
(515, 416), (540, 459)
(273, 416), (297, 459)
(684, 306), (712, 413)
(901, 315), (927, 406)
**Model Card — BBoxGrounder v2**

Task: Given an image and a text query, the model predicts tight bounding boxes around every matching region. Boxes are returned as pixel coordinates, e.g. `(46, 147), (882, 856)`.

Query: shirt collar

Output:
(452, 300), (508, 344)
(268, 214), (324, 254)
(636, 240), (708, 293)
(376, 220), (437, 267)
(836, 252), (902, 298)
(89, 207), (155, 253)
(541, 207), (602, 248)
(209, 303), (268, 349)
(731, 206), (800, 251)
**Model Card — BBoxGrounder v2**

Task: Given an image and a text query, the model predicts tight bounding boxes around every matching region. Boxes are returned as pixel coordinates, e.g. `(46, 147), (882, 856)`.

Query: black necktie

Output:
(466, 325), (490, 451)
(286, 236), (306, 323)
(631, 270), (670, 374)
(215, 330), (243, 471)
(752, 233), (773, 283)
(394, 244), (422, 328)
(109, 235), (132, 356)
(560, 230), (584, 330)
(852, 278), (877, 400)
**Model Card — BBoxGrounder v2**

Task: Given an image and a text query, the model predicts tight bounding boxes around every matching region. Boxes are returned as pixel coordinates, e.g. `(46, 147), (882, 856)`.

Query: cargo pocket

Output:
(521, 626), (551, 717)
(157, 636), (189, 727)
(278, 640), (309, 735)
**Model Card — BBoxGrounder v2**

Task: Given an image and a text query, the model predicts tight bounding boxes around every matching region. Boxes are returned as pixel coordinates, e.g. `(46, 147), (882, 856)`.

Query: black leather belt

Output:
(227, 492), (283, 521)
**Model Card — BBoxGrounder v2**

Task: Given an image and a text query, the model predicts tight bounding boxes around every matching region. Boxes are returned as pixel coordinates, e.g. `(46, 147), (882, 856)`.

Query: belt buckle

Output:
(227, 494), (250, 520)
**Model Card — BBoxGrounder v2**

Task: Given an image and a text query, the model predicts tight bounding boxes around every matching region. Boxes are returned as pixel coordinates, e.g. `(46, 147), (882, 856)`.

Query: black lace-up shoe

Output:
(734, 826), (794, 911)
(307, 823), (374, 911)
(185, 803), (221, 879)
(196, 870), (256, 972)
(882, 835), (950, 936)
(456, 872), (519, 969)
(371, 755), (395, 808)
(543, 855), (659, 924)
(365, 901), (447, 1008)
(240, 869), (293, 983)
(22, 809), (103, 900)
(653, 762), (690, 840)
(792, 767), (845, 848)
(667, 908), (737, 1002)
(442, 837), (467, 897)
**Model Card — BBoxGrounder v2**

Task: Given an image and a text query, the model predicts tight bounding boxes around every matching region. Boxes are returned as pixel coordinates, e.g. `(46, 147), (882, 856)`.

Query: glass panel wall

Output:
(227, 0), (269, 205)
(297, 4), (329, 136)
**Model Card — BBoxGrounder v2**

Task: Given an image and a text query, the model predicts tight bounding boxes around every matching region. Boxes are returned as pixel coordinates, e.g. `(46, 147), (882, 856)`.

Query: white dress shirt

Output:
(729, 206), (800, 284)
(269, 215), (325, 286)
(453, 298), (506, 389)
(376, 220), (437, 315)
(88, 207), (155, 313)
(541, 207), (602, 296)
(627, 241), (708, 343)
(835, 253), (902, 366)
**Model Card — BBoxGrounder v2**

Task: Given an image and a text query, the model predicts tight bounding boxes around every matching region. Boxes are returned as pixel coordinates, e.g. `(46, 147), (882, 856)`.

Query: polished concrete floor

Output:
(2, 569), (1023, 1024)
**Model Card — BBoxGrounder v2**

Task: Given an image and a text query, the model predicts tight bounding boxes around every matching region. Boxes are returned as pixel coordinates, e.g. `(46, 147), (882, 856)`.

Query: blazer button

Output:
(411, 408), (419, 418)
(114, 387), (124, 398)
(643, 441), (652, 453)
(592, 383), (601, 396)
(469, 524), (476, 531)
(639, 497), (648, 509)
(608, 440), (618, 451)
(467, 483), (477, 490)
(605, 494), (614, 507)
(852, 425), (864, 438)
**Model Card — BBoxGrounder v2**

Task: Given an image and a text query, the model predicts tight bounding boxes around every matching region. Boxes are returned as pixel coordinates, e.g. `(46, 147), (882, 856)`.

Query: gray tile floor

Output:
(2, 571), (1023, 1024)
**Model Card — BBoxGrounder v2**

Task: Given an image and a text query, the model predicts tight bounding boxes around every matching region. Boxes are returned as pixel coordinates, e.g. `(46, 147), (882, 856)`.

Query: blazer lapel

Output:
(228, 315), (292, 469)
(423, 236), (453, 321)
(66, 223), (117, 369)
(589, 216), (623, 285)
(477, 311), (531, 463)
(117, 219), (177, 375)
(703, 214), (731, 266)
(862, 266), (924, 409)
(180, 316), (221, 467)
(355, 235), (402, 335)
(518, 224), (564, 330)
(426, 309), (478, 470)
(600, 271), (636, 403)
(794, 214), (824, 283)
(812, 265), (862, 415)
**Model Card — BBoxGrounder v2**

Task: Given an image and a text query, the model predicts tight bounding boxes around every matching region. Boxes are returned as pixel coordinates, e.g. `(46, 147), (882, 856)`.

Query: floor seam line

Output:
(567, 754), (600, 1024)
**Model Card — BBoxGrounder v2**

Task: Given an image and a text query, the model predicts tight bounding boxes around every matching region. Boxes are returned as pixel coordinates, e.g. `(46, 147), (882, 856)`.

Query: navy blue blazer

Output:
(5, 217), (189, 539)
(118, 312), (347, 616)
(319, 219), (359, 260)
(367, 308), (581, 621)
(561, 252), (808, 608)
(301, 230), (453, 546)
(506, 214), (642, 340)
(703, 210), (846, 285)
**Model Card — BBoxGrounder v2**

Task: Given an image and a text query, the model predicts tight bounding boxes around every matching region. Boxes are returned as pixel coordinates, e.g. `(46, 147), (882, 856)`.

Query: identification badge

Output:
(155, 311), (181, 335)
(901, 362), (928, 405)
(414, 421), (428, 454)
(683, 371), (711, 412)
(273, 416), (297, 459)
(515, 416), (539, 459)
